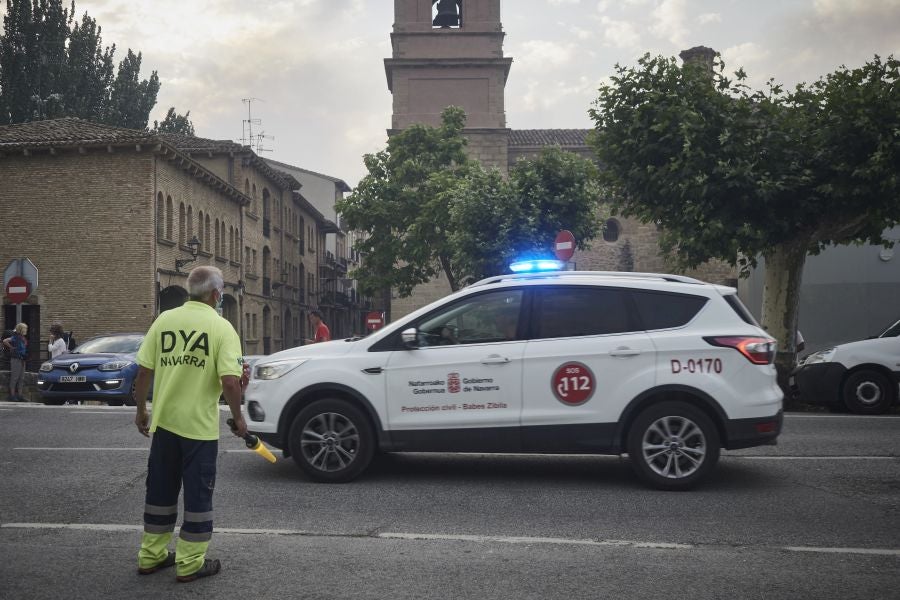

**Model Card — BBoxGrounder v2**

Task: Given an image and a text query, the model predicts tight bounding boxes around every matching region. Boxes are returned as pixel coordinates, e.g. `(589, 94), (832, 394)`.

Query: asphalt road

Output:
(0, 403), (898, 599)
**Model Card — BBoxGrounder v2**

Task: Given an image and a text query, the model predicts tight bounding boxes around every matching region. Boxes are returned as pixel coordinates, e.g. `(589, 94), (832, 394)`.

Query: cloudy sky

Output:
(6, 0), (899, 186)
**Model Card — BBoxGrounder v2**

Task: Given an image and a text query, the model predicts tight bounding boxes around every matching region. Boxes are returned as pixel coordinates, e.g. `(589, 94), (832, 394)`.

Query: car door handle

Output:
(609, 347), (642, 358)
(481, 355), (510, 365)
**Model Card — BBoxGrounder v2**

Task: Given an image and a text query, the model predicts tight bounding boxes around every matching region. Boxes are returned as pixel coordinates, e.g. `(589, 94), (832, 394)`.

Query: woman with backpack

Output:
(3, 323), (29, 402)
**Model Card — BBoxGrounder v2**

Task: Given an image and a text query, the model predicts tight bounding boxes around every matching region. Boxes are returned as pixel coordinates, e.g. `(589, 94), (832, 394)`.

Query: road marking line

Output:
(727, 456), (897, 460)
(13, 448), (150, 451)
(8, 447), (896, 460)
(784, 414), (900, 419)
(378, 532), (692, 549)
(11, 447), (263, 454)
(3, 523), (898, 557)
(784, 546), (900, 557)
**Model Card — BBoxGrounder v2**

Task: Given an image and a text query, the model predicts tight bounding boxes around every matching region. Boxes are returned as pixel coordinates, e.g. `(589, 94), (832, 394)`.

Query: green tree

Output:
(448, 147), (602, 283)
(339, 107), (604, 297)
(103, 48), (158, 129)
(152, 106), (194, 135)
(0, 0), (159, 127)
(588, 53), (900, 389)
(337, 106), (469, 297)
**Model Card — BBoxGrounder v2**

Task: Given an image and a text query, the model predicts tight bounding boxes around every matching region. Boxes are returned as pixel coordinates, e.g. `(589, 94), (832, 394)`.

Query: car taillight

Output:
(704, 336), (776, 365)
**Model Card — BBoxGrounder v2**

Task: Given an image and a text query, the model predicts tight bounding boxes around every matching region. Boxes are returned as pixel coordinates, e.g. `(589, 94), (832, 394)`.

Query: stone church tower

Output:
(385, 2), (736, 318)
(385, 0), (511, 173)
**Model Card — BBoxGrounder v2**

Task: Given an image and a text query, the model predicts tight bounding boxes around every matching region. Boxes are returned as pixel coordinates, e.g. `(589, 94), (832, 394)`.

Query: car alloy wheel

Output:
(627, 400), (720, 491)
(288, 398), (375, 483)
(641, 415), (707, 479)
(301, 412), (360, 472)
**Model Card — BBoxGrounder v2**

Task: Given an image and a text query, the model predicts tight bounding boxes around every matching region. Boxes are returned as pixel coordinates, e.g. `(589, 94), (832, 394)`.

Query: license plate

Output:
(59, 376), (86, 383)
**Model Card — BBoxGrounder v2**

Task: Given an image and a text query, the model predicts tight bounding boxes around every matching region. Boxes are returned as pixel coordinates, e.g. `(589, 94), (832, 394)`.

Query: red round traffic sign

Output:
(554, 230), (576, 261)
(366, 311), (384, 331)
(5, 276), (30, 304)
(551, 362), (595, 405)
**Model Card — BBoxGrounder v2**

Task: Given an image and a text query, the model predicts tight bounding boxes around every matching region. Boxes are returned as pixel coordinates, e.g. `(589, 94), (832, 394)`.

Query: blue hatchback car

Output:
(37, 333), (147, 406)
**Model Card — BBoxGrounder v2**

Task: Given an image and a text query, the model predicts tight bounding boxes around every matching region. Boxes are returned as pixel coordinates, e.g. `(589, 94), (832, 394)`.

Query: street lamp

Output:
(175, 236), (202, 272)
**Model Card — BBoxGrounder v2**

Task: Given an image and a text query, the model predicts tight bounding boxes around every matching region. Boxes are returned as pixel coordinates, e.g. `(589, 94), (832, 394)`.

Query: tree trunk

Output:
(438, 254), (459, 292)
(760, 239), (809, 406)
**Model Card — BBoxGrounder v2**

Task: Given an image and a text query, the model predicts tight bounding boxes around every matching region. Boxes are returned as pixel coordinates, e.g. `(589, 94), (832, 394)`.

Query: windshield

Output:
(73, 335), (144, 354)
(878, 318), (900, 338)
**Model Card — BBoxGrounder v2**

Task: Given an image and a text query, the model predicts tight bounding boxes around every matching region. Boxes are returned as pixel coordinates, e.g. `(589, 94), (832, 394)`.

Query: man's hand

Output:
(229, 414), (248, 437)
(240, 361), (250, 390)
(135, 408), (150, 437)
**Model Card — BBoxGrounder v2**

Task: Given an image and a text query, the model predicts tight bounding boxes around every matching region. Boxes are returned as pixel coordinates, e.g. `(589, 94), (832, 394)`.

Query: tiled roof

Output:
(157, 133), (245, 153)
(266, 158), (352, 192)
(0, 118), (297, 192)
(0, 117), (154, 147)
(508, 129), (591, 147)
(157, 134), (298, 190)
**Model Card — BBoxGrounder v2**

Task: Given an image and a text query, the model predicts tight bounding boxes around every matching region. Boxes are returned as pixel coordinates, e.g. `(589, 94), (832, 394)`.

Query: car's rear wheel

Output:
(842, 370), (894, 414)
(627, 401), (720, 491)
(288, 398), (375, 483)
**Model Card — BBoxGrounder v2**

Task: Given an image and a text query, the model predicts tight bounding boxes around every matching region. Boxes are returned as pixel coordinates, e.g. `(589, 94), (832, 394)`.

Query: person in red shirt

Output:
(306, 310), (331, 344)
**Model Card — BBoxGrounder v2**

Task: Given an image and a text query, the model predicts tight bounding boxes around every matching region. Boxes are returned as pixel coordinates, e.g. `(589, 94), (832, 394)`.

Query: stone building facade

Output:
(386, 0), (735, 319)
(0, 118), (363, 373)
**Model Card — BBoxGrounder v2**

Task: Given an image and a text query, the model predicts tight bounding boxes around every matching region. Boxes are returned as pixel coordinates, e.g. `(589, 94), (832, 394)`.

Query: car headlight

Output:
(255, 359), (309, 380)
(801, 348), (835, 366)
(99, 360), (133, 371)
(40, 362), (53, 372)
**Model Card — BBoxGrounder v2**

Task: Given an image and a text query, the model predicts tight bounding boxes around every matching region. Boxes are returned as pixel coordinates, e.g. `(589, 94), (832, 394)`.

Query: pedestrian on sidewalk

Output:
(3, 323), (29, 402)
(132, 266), (248, 583)
(305, 310), (331, 344)
(48, 323), (67, 358)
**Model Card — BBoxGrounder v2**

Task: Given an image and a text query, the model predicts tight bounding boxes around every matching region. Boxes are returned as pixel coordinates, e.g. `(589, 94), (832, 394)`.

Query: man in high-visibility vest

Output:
(133, 265), (247, 582)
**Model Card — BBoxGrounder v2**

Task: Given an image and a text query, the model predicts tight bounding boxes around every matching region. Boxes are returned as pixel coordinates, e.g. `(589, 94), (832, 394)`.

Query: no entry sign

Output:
(366, 311), (384, 331)
(554, 230), (575, 261)
(5, 276), (30, 303)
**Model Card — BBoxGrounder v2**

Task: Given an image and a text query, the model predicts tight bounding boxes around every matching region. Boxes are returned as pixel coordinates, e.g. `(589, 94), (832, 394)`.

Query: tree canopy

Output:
(448, 146), (602, 283)
(0, 0), (162, 128)
(588, 52), (900, 385)
(338, 107), (603, 297)
(153, 106), (194, 135)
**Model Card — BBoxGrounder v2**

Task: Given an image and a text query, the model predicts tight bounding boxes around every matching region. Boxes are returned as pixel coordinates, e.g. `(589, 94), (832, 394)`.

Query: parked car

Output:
(37, 333), (146, 406)
(219, 355), (267, 405)
(243, 267), (783, 491)
(792, 317), (900, 414)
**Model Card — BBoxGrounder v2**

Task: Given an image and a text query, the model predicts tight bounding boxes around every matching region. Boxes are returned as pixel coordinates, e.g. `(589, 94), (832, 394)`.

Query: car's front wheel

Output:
(627, 401), (720, 491)
(842, 370), (894, 414)
(288, 398), (375, 483)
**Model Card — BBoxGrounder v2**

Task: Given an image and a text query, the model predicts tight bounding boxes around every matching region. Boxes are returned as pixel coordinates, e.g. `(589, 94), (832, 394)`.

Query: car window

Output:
(534, 287), (634, 339)
(416, 290), (523, 346)
(878, 319), (900, 338)
(73, 335), (144, 354)
(632, 290), (708, 330)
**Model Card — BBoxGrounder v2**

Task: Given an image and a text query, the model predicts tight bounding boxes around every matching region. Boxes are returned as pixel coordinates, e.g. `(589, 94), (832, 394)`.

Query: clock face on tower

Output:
(432, 0), (462, 28)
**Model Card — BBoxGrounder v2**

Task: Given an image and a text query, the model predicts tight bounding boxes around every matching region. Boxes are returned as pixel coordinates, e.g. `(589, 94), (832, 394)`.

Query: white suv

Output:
(243, 271), (783, 490)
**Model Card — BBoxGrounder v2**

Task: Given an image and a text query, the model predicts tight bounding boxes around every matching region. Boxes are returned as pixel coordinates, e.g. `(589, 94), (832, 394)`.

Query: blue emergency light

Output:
(509, 259), (565, 273)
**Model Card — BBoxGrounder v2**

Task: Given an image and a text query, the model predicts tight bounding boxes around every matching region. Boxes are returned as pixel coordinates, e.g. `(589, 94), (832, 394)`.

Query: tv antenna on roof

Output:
(255, 131), (275, 154)
(241, 97), (264, 150)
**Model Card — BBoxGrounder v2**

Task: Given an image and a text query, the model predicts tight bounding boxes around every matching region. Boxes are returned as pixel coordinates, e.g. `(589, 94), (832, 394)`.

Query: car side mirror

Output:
(401, 327), (420, 349)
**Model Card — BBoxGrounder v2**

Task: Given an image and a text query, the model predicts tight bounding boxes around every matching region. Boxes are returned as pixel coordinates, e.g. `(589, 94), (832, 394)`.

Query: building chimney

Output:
(679, 46), (716, 76)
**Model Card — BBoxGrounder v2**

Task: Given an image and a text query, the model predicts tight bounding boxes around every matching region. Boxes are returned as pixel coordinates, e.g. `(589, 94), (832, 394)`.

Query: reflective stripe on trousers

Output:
(139, 427), (217, 576)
